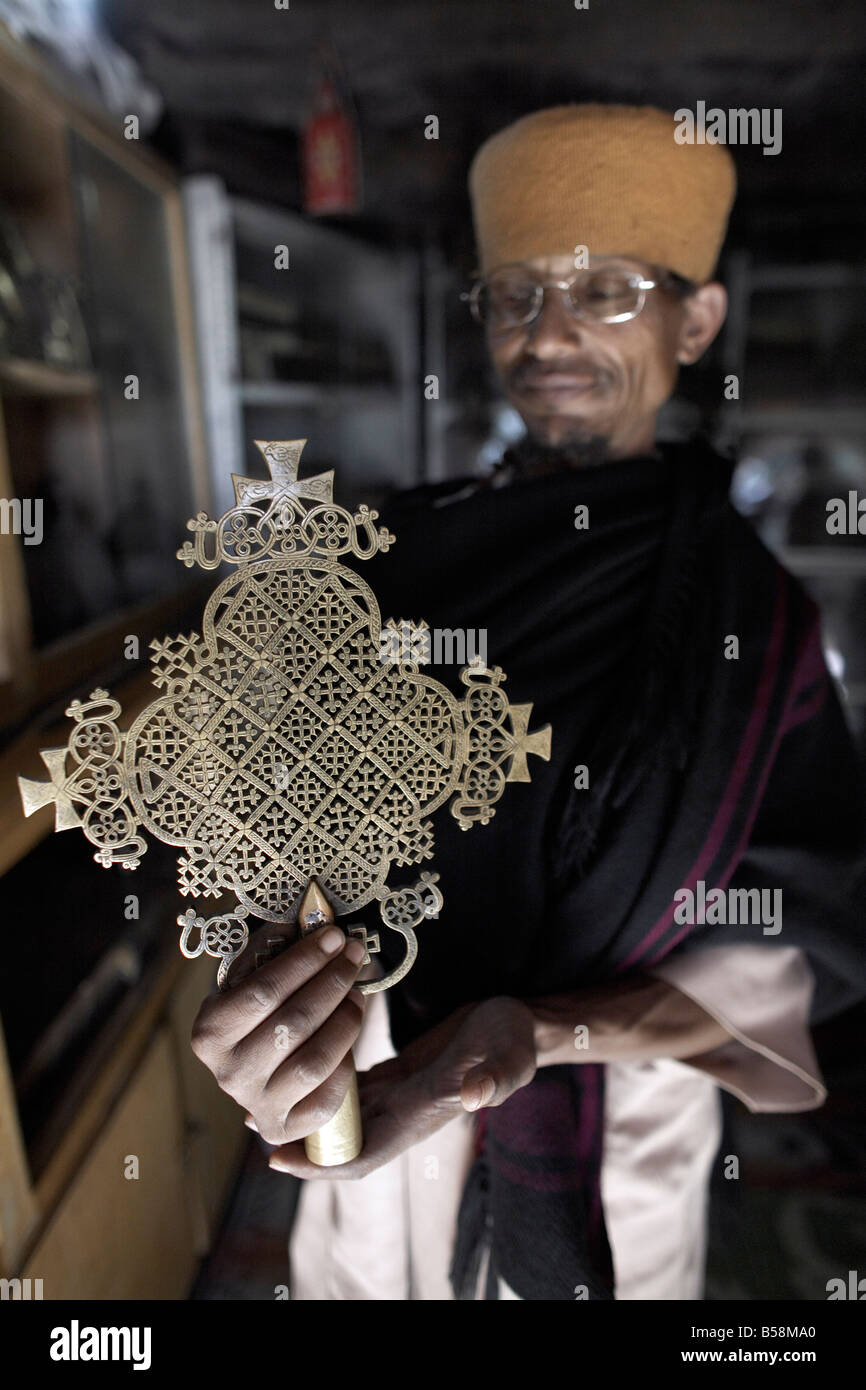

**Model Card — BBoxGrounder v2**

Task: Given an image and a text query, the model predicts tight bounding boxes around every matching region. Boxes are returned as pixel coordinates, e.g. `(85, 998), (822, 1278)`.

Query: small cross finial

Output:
(230, 440), (335, 509)
(506, 705), (552, 783)
(18, 748), (82, 831)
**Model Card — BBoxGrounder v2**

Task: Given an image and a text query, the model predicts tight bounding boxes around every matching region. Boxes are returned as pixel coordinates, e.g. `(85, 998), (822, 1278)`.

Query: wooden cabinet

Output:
(1, 952), (246, 1297)
(0, 38), (246, 1297)
(168, 961), (250, 1257)
(21, 1027), (197, 1301)
(0, 31), (209, 733)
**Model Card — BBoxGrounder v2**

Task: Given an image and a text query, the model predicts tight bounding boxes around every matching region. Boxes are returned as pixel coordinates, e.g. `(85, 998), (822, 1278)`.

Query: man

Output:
(191, 105), (865, 1299)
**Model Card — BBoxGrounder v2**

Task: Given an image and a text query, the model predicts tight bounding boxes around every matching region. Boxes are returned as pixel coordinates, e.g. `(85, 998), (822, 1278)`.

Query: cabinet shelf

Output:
(240, 379), (399, 408)
(183, 181), (420, 516)
(0, 357), (98, 398)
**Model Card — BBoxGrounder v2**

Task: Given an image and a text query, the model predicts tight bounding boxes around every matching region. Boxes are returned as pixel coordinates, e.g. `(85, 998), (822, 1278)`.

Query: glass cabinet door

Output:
(64, 131), (194, 617)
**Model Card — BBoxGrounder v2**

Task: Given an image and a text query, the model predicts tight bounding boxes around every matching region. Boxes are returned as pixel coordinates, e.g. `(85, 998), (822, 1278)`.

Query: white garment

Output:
(290, 944), (825, 1300)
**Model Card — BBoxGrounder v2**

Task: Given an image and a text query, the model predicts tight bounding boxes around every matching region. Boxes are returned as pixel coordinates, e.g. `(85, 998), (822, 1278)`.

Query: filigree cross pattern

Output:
(19, 440), (551, 990)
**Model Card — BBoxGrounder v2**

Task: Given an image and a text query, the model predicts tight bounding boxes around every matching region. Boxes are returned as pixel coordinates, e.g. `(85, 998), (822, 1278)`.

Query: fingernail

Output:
(344, 938), (365, 965)
(463, 1076), (496, 1111)
(349, 987), (366, 1009)
(318, 927), (344, 954)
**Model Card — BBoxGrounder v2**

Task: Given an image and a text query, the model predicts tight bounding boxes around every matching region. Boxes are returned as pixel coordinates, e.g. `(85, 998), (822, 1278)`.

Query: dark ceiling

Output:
(102, 0), (866, 265)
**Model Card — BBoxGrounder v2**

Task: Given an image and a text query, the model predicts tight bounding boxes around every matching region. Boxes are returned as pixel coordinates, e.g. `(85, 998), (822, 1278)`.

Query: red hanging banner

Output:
(302, 74), (361, 215)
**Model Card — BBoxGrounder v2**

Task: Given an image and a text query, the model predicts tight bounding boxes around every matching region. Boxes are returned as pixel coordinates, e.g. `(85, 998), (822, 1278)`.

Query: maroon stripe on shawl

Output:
(617, 570), (789, 972)
(779, 618), (829, 735)
(787, 609), (828, 690)
(782, 677), (828, 735)
(643, 597), (827, 965)
(474, 1107), (489, 1157)
(488, 1066), (599, 1167)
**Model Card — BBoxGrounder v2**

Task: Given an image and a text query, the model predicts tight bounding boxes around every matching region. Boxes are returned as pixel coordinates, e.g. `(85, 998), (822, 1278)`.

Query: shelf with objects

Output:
(0, 35), (246, 1295)
(183, 176), (423, 519)
(718, 251), (866, 740)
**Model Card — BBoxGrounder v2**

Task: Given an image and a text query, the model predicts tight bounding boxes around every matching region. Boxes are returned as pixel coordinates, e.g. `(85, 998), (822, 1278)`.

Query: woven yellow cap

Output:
(468, 104), (736, 283)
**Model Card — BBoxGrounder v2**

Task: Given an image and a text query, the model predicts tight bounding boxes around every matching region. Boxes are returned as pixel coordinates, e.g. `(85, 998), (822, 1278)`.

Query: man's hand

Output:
(190, 923), (367, 1147)
(267, 995), (537, 1180)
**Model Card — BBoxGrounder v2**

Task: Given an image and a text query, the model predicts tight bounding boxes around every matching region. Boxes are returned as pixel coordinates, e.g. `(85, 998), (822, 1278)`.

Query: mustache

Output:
(508, 358), (614, 387)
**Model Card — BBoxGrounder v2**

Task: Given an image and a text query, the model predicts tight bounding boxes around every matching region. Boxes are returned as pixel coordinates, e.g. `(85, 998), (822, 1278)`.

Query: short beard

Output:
(514, 430), (612, 475)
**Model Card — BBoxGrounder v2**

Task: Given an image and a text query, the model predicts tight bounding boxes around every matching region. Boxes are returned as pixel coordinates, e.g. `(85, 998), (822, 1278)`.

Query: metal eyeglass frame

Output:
(461, 263), (660, 328)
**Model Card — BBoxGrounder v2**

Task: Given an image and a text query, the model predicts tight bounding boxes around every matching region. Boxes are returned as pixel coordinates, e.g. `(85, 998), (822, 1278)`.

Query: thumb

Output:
(460, 1067), (499, 1112)
(459, 1023), (536, 1111)
(444, 997), (537, 1112)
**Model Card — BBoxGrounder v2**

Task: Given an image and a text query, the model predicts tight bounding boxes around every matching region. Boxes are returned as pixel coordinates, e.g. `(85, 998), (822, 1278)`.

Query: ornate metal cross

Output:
(19, 440), (551, 996)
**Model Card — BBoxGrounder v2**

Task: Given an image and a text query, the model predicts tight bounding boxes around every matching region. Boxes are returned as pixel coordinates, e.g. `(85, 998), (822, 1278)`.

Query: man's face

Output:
(485, 254), (726, 460)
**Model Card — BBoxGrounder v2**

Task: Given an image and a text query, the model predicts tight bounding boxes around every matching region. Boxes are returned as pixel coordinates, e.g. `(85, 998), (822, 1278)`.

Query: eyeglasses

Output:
(462, 264), (661, 329)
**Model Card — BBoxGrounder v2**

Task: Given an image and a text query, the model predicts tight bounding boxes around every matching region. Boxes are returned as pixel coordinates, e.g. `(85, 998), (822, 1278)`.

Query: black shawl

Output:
(359, 435), (866, 1300)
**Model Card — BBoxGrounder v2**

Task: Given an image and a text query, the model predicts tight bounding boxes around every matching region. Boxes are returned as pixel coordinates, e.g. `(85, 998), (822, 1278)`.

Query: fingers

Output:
(265, 997), (540, 1183)
(248, 1049), (360, 1148)
(213, 990), (367, 1134)
(268, 1045), (360, 1143)
(222, 921), (292, 989)
(191, 924), (355, 1056)
(459, 1059), (532, 1110)
(226, 948), (366, 1090)
(242, 993), (538, 1176)
(269, 1062), (457, 1181)
(269, 1091), (407, 1180)
(189, 924), (370, 1146)
(265, 1140), (319, 1178)
(449, 997), (538, 1111)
